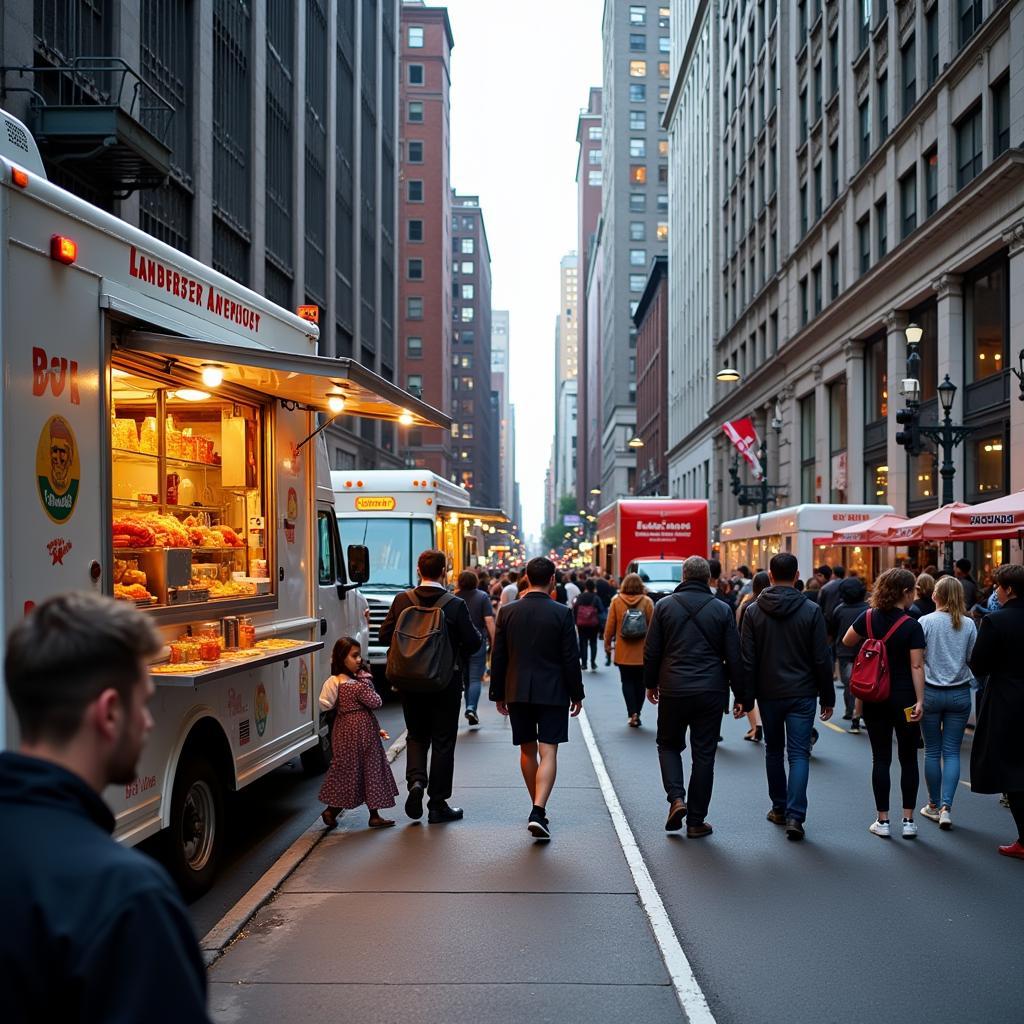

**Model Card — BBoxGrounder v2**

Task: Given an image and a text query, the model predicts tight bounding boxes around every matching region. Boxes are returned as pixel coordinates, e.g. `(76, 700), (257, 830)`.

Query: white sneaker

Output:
(902, 819), (918, 839)
(920, 804), (941, 823)
(869, 819), (891, 838)
(939, 808), (953, 830)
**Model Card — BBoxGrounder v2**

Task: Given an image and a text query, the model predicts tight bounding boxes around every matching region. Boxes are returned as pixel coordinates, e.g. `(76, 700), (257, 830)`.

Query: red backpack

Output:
(575, 600), (599, 629)
(849, 610), (909, 703)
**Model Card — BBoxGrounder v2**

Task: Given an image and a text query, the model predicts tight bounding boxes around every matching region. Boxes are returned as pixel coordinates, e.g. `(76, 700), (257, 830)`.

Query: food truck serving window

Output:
(110, 363), (271, 609)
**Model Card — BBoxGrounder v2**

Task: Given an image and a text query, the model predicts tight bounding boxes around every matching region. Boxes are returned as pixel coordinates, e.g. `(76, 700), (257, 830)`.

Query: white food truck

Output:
(0, 109), (448, 896)
(333, 470), (507, 677)
(718, 502), (896, 582)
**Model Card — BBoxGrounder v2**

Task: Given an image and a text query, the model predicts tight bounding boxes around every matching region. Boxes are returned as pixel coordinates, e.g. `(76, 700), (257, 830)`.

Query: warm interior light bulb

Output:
(327, 394), (345, 414)
(399, 409), (414, 426)
(201, 364), (224, 387)
(172, 389), (210, 402)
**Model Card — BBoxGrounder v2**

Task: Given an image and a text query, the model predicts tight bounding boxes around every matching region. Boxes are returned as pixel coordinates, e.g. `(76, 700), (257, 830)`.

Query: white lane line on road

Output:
(200, 729), (408, 967)
(578, 709), (717, 1024)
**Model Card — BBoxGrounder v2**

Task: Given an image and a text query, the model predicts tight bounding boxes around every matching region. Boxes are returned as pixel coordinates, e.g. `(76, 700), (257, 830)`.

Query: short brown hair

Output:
(5, 593), (162, 744)
(994, 563), (1024, 598)
(417, 549), (447, 580)
(871, 567), (917, 611)
(457, 570), (479, 591)
(620, 572), (645, 595)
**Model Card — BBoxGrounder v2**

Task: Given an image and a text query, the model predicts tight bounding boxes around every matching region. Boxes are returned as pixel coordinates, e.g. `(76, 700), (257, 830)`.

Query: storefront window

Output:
(864, 334), (887, 422)
(966, 433), (1007, 499)
(867, 461), (888, 502)
(110, 366), (268, 608)
(964, 258), (1008, 384)
(909, 450), (936, 503)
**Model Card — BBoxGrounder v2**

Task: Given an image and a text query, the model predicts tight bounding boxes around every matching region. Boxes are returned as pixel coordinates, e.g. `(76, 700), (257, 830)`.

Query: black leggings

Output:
(1008, 791), (1024, 843)
(578, 628), (598, 668)
(618, 664), (645, 716)
(863, 701), (920, 813)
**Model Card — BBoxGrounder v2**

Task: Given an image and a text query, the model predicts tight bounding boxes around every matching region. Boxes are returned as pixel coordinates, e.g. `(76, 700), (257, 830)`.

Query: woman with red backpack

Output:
(842, 568), (926, 839)
(574, 579), (603, 671)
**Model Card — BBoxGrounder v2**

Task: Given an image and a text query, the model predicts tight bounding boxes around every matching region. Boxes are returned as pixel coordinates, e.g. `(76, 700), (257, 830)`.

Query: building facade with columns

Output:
(668, 0), (1023, 580)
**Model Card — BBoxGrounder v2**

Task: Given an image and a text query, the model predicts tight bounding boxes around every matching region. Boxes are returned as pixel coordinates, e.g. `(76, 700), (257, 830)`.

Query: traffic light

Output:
(895, 407), (921, 456)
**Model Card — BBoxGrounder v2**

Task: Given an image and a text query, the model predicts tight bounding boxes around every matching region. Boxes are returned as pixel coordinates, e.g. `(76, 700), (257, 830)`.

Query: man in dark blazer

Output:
(378, 549), (481, 824)
(490, 556), (584, 840)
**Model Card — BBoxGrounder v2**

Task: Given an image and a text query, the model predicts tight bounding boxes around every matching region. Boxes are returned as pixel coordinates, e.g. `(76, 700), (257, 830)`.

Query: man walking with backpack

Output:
(490, 557), (584, 840)
(741, 553), (835, 841)
(644, 556), (746, 837)
(379, 550), (482, 824)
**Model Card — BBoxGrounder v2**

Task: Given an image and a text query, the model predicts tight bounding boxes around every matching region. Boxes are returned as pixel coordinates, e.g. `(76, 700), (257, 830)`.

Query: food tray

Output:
(150, 639), (324, 686)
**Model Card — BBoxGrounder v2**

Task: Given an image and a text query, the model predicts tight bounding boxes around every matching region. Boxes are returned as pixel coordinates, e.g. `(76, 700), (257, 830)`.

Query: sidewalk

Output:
(207, 701), (685, 1024)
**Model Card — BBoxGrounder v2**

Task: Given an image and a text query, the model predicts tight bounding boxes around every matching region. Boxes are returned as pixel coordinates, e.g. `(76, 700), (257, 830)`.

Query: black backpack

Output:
(385, 591), (456, 693)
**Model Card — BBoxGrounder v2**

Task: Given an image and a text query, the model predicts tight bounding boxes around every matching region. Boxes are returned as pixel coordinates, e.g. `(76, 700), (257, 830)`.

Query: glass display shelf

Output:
(112, 446), (223, 471)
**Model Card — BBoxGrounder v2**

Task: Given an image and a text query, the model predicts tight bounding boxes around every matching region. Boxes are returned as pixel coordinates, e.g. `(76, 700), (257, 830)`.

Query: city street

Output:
(204, 664), (1023, 1024)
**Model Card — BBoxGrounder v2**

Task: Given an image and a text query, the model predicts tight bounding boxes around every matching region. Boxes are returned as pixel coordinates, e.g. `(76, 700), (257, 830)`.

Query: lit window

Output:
(408, 26), (424, 47)
(659, 86), (669, 102)
(630, 164), (647, 183)
(656, 222), (668, 241)
(658, 139), (668, 157)
(658, 62), (669, 78)
(630, 60), (647, 77)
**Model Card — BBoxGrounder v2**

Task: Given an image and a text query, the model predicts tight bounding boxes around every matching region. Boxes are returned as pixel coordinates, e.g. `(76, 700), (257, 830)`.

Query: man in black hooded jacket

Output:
(741, 553), (835, 841)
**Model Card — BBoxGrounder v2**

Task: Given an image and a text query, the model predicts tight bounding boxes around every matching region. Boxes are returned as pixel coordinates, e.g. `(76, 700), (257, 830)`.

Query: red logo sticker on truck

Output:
(32, 347), (80, 405)
(46, 538), (73, 565)
(36, 416), (80, 524)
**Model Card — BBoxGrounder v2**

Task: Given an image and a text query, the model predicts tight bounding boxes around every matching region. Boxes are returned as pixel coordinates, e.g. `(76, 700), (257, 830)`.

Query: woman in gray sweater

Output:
(919, 576), (977, 830)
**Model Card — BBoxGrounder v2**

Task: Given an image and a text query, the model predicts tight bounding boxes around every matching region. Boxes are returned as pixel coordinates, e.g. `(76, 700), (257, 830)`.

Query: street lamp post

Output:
(896, 324), (973, 575)
(728, 432), (785, 514)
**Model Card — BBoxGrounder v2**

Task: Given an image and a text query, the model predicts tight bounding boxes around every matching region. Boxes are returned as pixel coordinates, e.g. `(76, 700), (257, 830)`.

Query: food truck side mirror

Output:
(347, 545), (370, 586)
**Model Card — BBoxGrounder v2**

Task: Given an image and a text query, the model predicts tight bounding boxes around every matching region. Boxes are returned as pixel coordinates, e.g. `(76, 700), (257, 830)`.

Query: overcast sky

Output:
(444, 0), (603, 544)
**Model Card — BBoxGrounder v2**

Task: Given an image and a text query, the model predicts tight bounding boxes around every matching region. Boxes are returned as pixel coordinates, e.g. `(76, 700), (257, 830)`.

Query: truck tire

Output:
(300, 713), (333, 775)
(165, 751), (223, 901)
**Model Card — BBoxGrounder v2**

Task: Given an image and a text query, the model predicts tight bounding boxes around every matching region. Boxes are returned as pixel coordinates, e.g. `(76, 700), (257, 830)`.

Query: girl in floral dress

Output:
(318, 636), (399, 829)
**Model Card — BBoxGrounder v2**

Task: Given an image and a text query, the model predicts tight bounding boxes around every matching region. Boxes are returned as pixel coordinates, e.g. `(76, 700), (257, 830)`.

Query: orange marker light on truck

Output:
(11, 167), (29, 188)
(50, 235), (78, 265)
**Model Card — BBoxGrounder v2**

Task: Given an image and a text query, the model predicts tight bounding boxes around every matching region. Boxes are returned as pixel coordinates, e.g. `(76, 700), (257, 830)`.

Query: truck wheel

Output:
(300, 714), (333, 775)
(165, 751), (223, 901)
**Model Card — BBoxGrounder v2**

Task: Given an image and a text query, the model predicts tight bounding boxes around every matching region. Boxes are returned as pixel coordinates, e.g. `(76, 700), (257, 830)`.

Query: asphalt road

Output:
(582, 662), (1024, 1024)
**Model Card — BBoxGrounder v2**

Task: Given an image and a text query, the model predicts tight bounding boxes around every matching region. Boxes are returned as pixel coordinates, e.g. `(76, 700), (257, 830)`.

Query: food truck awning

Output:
(886, 503), (970, 544)
(115, 331), (451, 429)
(949, 491), (1024, 540)
(436, 504), (510, 525)
(831, 513), (907, 545)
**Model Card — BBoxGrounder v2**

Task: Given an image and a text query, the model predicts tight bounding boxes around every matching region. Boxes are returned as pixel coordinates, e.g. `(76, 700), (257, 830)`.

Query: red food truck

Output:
(595, 499), (710, 578)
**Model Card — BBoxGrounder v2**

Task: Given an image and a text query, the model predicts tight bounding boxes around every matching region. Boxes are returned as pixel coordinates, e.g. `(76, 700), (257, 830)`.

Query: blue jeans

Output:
(759, 697), (817, 823)
(921, 685), (972, 809)
(464, 648), (487, 713)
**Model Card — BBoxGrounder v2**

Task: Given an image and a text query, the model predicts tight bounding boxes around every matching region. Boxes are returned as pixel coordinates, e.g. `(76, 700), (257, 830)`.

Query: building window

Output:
(658, 62), (669, 78)
(799, 182), (808, 235)
(798, 0), (807, 38)
(901, 36), (916, 118)
(630, 221), (646, 241)
(406, 374), (422, 395)
(659, 35), (670, 52)
(875, 196), (887, 259)
(407, 179), (424, 203)
(408, 63), (424, 85)
(658, 139), (668, 157)
(799, 87), (808, 143)
(812, 62), (822, 121)
(799, 276), (809, 326)
(406, 336), (422, 358)
(588, 148), (602, 165)
(629, 274), (646, 292)
(407, 219), (423, 242)
(926, 8), (938, 86)
(461, 237), (474, 254)
(968, 433), (1007, 499)
(461, 307), (474, 322)
(828, 245), (840, 300)
(658, 164), (668, 184)
(958, 0), (983, 49)
(407, 140), (423, 163)
(406, 297), (423, 319)
(829, 31), (839, 96)
(899, 170), (917, 239)
(657, 222), (668, 241)
(629, 60), (647, 77)
(461, 422), (474, 439)
(657, 193), (668, 213)
(865, 334), (888, 422)
(857, 215), (871, 275)
(630, 83), (646, 102)
(859, 98), (871, 165)
(629, 138), (646, 157)
(993, 76), (1010, 157)
(460, 260), (473, 274)
(877, 73), (888, 139)
(829, 139), (839, 202)
(812, 263), (822, 316)
(588, 169), (602, 186)
(407, 25), (424, 47)
(964, 257), (1008, 384)
(460, 283), (473, 300)
(629, 32), (646, 51)
(630, 248), (647, 266)
(923, 147), (938, 216)
(813, 162), (822, 220)
(407, 258), (423, 280)
(829, 377), (848, 503)
(800, 394), (816, 503)
(956, 104), (983, 190)
(630, 165), (647, 184)
(629, 192), (646, 212)
(629, 110), (647, 130)
(407, 100), (423, 123)
(858, 0), (871, 52)
(629, 5), (646, 25)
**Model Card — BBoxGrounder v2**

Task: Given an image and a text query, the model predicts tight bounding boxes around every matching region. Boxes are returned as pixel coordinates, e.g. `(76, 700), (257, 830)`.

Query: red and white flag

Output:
(722, 418), (764, 480)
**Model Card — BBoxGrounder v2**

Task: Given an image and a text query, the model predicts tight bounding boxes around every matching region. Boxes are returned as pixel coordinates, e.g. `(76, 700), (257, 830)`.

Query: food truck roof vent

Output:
(0, 109), (47, 179)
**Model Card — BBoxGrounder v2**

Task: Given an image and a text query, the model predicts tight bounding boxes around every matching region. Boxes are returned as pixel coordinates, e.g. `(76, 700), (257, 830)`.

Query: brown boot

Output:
(665, 799), (687, 832)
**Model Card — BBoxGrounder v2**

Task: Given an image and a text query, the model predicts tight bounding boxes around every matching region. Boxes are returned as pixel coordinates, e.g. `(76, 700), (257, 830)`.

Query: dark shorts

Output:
(507, 702), (570, 746)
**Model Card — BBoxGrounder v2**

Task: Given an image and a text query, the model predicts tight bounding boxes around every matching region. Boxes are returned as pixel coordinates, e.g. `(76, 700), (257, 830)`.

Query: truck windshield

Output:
(337, 517), (435, 588)
(635, 562), (683, 584)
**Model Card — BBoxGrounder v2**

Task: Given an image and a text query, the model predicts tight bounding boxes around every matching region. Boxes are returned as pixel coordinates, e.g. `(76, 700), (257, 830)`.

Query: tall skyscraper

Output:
(556, 253), (580, 383)
(397, 1), (454, 476)
(598, 1), (671, 501)
(491, 310), (518, 521)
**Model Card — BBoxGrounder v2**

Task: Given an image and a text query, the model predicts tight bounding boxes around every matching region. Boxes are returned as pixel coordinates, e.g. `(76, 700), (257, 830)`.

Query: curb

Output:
(200, 729), (408, 968)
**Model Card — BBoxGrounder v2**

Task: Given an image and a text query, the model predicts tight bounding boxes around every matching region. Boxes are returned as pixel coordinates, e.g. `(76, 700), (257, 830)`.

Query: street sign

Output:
(563, 514), (581, 526)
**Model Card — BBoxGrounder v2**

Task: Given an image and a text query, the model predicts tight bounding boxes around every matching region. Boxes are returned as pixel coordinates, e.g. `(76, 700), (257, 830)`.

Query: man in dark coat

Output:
(969, 563), (1024, 859)
(643, 556), (747, 837)
(379, 549), (482, 823)
(490, 556), (584, 840)
(0, 593), (212, 1023)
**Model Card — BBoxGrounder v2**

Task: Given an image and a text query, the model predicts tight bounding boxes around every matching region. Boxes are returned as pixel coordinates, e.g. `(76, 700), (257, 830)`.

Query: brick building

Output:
(633, 255), (668, 495)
